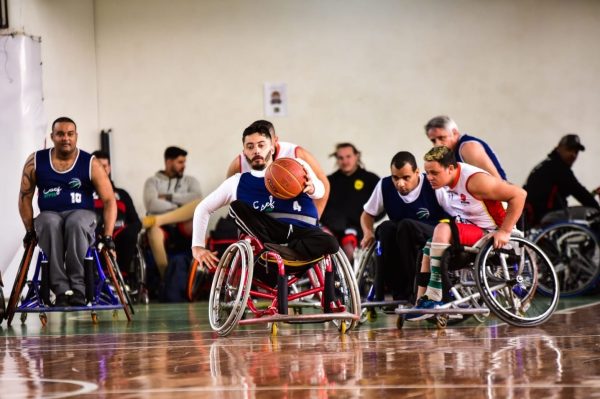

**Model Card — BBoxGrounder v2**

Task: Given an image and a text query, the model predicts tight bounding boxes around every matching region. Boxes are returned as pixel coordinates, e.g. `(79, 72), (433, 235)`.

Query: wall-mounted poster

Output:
(264, 82), (287, 117)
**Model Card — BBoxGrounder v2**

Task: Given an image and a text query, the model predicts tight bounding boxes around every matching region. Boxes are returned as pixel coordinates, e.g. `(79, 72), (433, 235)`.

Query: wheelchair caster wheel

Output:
(396, 315), (404, 330)
(91, 312), (99, 324)
(39, 313), (47, 327)
(359, 308), (368, 324)
(20, 312), (27, 324)
(366, 308), (377, 322)
(436, 315), (448, 329)
(293, 307), (302, 315)
(269, 322), (278, 336)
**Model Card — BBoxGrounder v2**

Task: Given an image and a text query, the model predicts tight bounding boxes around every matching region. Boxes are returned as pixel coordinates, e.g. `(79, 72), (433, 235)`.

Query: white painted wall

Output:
(5, 0), (600, 220)
(93, 0), (600, 216)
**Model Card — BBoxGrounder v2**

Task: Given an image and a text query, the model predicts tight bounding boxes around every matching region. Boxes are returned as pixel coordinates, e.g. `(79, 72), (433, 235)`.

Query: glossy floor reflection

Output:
(1, 298), (600, 398)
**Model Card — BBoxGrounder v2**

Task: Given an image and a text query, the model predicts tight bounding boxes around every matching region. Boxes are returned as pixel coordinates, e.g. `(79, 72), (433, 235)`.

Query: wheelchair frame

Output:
(395, 233), (560, 329)
(208, 236), (361, 337)
(4, 240), (134, 326)
(530, 217), (600, 297)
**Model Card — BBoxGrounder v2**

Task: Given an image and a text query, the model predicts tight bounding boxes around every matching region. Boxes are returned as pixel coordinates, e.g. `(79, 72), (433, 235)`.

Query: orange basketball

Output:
(264, 158), (307, 200)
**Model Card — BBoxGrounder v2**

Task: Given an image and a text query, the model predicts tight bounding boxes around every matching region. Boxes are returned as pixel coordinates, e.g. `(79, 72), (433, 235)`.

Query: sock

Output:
(423, 242), (450, 301)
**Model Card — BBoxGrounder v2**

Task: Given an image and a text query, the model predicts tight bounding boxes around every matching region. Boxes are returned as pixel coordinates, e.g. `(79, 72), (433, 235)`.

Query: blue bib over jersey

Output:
(236, 173), (318, 228)
(381, 174), (448, 226)
(457, 134), (507, 180)
(35, 149), (95, 212)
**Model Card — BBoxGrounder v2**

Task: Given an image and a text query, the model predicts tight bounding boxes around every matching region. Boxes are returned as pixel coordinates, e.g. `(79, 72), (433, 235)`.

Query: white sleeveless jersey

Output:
(239, 141), (299, 173)
(438, 162), (506, 230)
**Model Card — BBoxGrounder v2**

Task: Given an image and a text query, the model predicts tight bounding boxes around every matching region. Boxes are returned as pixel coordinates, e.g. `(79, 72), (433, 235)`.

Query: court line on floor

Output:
(0, 377), (97, 398)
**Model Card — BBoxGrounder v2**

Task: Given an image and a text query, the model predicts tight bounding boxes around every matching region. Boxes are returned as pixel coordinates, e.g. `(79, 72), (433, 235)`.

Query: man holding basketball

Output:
(192, 123), (338, 269)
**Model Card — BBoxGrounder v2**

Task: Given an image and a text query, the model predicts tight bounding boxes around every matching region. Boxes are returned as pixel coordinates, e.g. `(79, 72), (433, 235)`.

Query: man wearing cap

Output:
(524, 134), (600, 227)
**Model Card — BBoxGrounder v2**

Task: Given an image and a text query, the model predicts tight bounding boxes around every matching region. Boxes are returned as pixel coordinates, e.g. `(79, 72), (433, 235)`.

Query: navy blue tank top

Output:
(35, 149), (95, 212)
(236, 173), (318, 228)
(381, 174), (448, 226)
(456, 134), (507, 180)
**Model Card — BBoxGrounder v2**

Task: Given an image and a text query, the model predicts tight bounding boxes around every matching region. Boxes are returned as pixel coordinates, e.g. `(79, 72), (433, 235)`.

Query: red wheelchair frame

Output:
(208, 235), (361, 337)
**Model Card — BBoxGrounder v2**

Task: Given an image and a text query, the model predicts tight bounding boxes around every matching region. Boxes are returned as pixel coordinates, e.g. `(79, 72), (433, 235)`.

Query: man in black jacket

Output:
(524, 134), (599, 227)
(321, 143), (379, 263)
(92, 151), (142, 282)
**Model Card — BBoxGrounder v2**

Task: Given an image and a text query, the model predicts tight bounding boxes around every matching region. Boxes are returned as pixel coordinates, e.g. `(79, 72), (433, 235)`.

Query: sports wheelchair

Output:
(4, 239), (134, 326)
(529, 206), (600, 297)
(208, 235), (361, 337)
(395, 232), (560, 329)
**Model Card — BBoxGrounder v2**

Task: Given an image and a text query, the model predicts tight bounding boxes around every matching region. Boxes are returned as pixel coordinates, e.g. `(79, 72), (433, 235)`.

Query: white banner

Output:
(0, 34), (46, 291)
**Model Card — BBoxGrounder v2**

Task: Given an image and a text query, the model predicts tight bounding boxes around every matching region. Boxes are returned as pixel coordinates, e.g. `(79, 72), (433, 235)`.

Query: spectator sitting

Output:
(321, 143), (379, 263)
(524, 134), (600, 227)
(92, 151), (142, 286)
(142, 146), (202, 277)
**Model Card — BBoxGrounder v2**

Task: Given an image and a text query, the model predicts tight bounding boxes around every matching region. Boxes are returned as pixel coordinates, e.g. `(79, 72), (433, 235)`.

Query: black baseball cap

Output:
(559, 134), (585, 151)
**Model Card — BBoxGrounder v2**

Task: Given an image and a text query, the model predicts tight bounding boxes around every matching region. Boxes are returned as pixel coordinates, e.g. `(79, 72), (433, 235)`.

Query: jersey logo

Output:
(42, 187), (62, 198)
(253, 195), (275, 212)
(68, 178), (82, 189)
(416, 208), (430, 220)
(460, 193), (470, 205)
(354, 179), (364, 191)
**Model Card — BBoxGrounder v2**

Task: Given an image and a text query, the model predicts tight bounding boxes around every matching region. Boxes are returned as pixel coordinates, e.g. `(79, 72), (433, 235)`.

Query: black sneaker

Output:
(69, 290), (87, 306)
(54, 293), (70, 307)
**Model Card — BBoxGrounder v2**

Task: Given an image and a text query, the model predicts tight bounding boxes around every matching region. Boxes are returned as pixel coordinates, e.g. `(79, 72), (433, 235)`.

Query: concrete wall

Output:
(5, 0), (600, 217)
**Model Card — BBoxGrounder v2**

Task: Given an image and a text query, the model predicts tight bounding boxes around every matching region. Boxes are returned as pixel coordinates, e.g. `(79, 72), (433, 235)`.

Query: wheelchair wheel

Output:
(6, 242), (36, 326)
(133, 244), (149, 304)
(331, 250), (361, 332)
(102, 250), (134, 321)
(208, 240), (254, 337)
(532, 223), (600, 297)
(475, 236), (559, 327)
(354, 243), (376, 300)
(187, 259), (212, 302)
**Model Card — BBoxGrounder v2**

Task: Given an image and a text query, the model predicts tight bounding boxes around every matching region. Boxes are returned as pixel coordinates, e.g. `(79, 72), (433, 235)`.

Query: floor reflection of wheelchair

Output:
(395, 233), (560, 329)
(4, 239), (134, 326)
(529, 206), (600, 297)
(208, 235), (361, 337)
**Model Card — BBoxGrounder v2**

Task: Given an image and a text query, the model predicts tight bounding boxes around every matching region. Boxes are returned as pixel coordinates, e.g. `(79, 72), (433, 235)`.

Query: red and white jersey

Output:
(438, 162), (506, 231)
(239, 141), (299, 173)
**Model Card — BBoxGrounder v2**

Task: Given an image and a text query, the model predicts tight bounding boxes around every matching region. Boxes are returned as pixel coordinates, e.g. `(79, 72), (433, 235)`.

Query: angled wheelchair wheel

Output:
(354, 243), (376, 300)
(532, 223), (600, 297)
(475, 236), (559, 327)
(331, 250), (361, 332)
(209, 240), (254, 337)
(102, 250), (134, 321)
(133, 244), (149, 304)
(6, 242), (36, 326)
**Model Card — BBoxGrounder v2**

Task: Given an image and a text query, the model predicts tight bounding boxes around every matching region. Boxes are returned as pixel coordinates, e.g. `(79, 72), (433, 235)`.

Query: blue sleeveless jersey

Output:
(457, 134), (507, 180)
(236, 173), (318, 228)
(381, 175), (448, 226)
(35, 149), (95, 212)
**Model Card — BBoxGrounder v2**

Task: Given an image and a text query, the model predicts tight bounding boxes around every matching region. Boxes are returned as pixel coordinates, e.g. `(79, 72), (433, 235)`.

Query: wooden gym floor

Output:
(1, 297), (600, 398)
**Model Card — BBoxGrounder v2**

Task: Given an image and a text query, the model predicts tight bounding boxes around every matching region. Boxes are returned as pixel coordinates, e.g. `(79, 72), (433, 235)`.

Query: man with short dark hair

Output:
(524, 134), (600, 226)
(18, 117), (116, 307)
(92, 151), (141, 283)
(360, 151), (448, 302)
(143, 146), (202, 276)
(321, 143), (379, 263)
(192, 123), (336, 269)
(409, 146), (526, 320)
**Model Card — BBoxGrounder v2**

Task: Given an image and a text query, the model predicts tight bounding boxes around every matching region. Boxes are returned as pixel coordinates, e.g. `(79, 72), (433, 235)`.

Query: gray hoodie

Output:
(143, 171), (202, 214)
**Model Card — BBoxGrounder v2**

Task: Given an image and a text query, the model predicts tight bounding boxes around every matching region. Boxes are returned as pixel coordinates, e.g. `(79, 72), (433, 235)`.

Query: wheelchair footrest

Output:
(16, 304), (124, 313)
(238, 311), (359, 326)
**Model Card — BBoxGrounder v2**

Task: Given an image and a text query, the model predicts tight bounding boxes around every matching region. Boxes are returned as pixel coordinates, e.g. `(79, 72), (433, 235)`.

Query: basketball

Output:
(264, 158), (307, 200)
